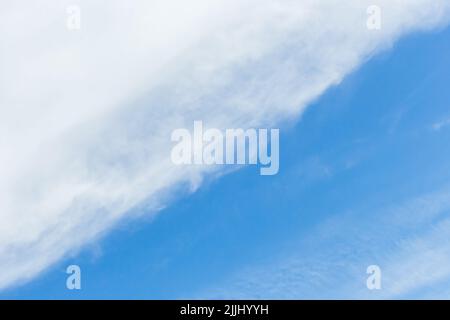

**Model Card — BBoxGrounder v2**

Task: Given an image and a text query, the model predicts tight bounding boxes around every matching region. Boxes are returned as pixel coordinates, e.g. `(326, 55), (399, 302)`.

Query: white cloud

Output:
(432, 117), (450, 131)
(1, 0), (450, 290)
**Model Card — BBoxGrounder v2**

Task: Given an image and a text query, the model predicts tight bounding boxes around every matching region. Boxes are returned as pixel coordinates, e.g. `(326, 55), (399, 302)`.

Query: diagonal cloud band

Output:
(0, 0), (449, 290)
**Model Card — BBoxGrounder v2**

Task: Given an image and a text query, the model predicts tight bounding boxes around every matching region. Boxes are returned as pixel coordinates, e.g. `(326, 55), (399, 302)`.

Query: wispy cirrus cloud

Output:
(203, 187), (450, 299)
(1, 0), (450, 291)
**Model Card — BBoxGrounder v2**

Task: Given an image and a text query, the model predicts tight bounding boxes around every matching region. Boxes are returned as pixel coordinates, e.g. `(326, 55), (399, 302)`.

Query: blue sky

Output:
(2, 23), (450, 299)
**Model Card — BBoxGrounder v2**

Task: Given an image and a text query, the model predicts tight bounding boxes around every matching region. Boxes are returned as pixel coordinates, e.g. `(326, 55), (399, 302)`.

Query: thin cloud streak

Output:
(203, 187), (450, 299)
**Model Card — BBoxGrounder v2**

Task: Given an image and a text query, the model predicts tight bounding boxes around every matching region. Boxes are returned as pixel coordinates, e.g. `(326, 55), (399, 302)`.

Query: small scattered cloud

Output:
(432, 117), (450, 131)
